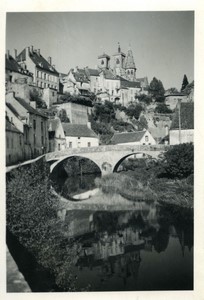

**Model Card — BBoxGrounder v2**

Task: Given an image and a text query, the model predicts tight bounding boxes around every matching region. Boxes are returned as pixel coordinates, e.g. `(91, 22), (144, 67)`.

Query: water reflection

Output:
(64, 204), (193, 291)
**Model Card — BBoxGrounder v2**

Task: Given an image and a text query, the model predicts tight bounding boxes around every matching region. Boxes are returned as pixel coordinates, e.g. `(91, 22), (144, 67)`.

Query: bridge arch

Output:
(50, 154), (102, 177)
(112, 152), (159, 173)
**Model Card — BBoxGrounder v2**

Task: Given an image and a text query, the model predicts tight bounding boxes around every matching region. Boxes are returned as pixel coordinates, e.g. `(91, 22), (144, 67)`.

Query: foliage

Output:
(92, 101), (116, 123)
(112, 119), (135, 132)
(60, 92), (93, 107)
(125, 103), (143, 120)
(149, 77), (165, 98)
(167, 87), (179, 94)
(181, 74), (189, 92)
(58, 109), (70, 123)
(6, 160), (82, 291)
(137, 94), (152, 105)
(29, 88), (47, 109)
(161, 143), (194, 179)
(138, 115), (148, 130)
(154, 103), (173, 114)
(182, 80), (194, 95)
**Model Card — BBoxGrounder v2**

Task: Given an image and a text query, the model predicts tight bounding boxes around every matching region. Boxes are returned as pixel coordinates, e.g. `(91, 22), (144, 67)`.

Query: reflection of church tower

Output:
(98, 53), (110, 69)
(112, 42), (126, 76)
(124, 46), (137, 81)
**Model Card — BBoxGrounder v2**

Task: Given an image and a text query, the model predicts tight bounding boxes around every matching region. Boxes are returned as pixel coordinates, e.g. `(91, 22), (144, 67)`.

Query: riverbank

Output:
(94, 171), (193, 209)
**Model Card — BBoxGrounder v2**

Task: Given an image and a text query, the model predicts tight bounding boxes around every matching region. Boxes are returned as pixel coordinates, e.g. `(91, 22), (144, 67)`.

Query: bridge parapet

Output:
(46, 144), (170, 162)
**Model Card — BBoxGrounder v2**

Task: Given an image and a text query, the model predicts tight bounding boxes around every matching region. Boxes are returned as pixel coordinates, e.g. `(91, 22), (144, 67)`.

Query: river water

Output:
(57, 173), (193, 291)
(7, 172), (193, 292)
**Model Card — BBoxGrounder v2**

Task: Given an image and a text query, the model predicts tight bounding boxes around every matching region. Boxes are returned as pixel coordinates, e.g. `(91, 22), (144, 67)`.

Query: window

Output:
(145, 135), (149, 142)
(33, 134), (36, 145)
(41, 136), (44, 145)
(131, 70), (133, 75)
(88, 142), (91, 147)
(7, 137), (9, 148)
(19, 135), (22, 146)
(44, 73), (46, 79)
(37, 71), (39, 78)
(101, 60), (104, 65)
(33, 119), (36, 130)
(69, 142), (72, 148)
(9, 75), (12, 82)
(59, 134), (61, 139)
(116, 58), (120, 64)
(44, 83), (46, 88)
(52, 91), (55, 96)
(58, 143), (61, 151)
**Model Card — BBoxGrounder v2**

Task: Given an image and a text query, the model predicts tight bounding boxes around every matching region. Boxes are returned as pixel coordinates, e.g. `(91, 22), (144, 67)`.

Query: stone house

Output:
(62, 68), (90, 96)
(6, 117), (24, 165)
(111, 130), (156, 146)
(48, 118), (66, 152)
(62, 123), (99, 148)
(16, 46), (59, 91)
(6, 92), (49, 158)
(164, 93), (187, 111)
(169, 102), (194, 145)
(5, 51), (33, 94)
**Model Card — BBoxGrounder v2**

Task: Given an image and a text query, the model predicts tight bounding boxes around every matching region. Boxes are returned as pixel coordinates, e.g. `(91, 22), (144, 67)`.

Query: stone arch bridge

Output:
(45, 144), (168, 176)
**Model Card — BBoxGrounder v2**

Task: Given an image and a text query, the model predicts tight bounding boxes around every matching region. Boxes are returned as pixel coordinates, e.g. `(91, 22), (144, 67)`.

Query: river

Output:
(7, 172), (193, 292)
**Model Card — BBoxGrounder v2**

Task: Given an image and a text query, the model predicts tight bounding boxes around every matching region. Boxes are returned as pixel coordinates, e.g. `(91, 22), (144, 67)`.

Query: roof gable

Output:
(111, 131), (147, 144)
(15, 97), (48, 118)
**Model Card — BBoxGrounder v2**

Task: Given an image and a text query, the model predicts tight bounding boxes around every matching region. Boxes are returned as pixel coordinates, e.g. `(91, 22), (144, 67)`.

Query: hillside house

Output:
(6, 92), (49, 158)
(164, 93), (187, 111)
(111, 130), (156, 146)
(62, 123), (99, 148)
(16, 46), (59, 91)
(169, 102), (194, 145)
(5, 51), (33, 94)
(48, 118), (66, 152)
(62, 68), (90, 96)
(6, 117), (24, 165)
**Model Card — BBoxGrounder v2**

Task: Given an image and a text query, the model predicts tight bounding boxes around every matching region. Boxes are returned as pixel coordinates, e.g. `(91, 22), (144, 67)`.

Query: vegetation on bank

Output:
(6, 159), (87, 292)
(95, 143), (194, 208)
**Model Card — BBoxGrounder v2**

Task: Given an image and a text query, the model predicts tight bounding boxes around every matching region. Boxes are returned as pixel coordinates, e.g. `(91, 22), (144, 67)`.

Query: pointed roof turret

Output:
(124, 47), (136, 69)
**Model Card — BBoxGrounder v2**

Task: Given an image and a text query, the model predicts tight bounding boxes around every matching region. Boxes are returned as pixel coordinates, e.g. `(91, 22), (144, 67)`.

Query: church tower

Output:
(112, 42), (126, 76)
(124, 46), (137, 81)
(98, 53), (110, 69)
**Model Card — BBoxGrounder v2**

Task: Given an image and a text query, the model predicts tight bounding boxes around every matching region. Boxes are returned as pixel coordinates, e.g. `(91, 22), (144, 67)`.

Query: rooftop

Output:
(17, 48), (59, 75)
(111, 131), (146, 144)
(6, 54), (32, 76)
(15, 97), (48, 118)
(6, 118), (22, 134)
(62, 123), (98, 138)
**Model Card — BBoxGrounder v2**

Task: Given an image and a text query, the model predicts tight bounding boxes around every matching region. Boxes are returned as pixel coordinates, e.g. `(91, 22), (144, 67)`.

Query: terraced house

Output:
(16, 46), (59, 91)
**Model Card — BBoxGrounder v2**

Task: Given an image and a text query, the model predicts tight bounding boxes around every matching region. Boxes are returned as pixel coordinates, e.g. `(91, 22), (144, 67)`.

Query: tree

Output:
(138, 115), (148, 130)
(161, 143), (194, 178)
(29, 88), (47, 108)
(137, 94), (152, 105)
(58, 109), (70, 123)
(125, 104), (143, 120)
(154, 103), (172, 114)
(166, 87), (178, 94)
(149, 77), (165, 99)
(181, 74), (189, 92)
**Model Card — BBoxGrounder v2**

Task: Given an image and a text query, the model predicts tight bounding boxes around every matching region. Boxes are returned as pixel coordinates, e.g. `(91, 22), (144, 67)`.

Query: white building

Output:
(111, 130), (156, 146)
(62, 123), (99, 148)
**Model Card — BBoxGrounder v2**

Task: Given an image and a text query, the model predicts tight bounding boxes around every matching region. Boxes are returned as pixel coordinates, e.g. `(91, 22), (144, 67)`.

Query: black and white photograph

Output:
(2, 1), (204, 298)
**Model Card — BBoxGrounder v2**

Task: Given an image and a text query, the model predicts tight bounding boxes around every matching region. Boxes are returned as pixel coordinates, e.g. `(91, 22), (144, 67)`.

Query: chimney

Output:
(6, 50), (10, 59)
(48, 56), (52, 65)
(37, 49), (40, 55)
(13, 49), (17, 59)
(52, 64), (55, 69)
(26, 47), (30, 59)
(87, 121), (91, 129)
(30, 45), (33, 53)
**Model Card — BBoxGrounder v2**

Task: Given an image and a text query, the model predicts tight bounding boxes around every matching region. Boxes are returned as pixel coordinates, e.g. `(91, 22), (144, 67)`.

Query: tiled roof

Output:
(62, 123), (97, 138)
(85, 68), (100, 77)
(111, 131), (146, 144)
(6, 103), (20, 118)
(6, 118), (22, 134)
(165, 93), (186, 98)
(15, 97), (48, 118)
(6, 55), (32, 76)
(170, 102), (194, 130)
(124, 49), (136, 69)
(73, 69), (89, 83)
(102, 69), (118, 80)
(17, 48), (59, 75)
(121, 79), (141, 89)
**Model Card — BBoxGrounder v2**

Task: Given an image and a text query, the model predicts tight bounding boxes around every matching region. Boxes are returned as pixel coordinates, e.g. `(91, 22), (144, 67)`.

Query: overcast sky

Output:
(6, 11), (194, 90)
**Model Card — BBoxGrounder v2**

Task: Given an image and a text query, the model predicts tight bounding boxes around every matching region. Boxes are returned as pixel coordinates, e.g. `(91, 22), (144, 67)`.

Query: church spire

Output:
(124, 47), (136, 69)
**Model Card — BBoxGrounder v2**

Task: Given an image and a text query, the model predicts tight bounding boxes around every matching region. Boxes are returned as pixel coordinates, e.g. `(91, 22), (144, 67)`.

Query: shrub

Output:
(161, 143), (194, 178)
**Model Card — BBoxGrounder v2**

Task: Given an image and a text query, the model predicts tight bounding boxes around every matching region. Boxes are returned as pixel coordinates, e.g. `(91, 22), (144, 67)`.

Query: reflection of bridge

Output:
(45, 144), (168, 176)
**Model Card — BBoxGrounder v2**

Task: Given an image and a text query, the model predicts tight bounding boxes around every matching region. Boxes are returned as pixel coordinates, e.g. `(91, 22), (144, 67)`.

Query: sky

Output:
(6, 11), (194, 90)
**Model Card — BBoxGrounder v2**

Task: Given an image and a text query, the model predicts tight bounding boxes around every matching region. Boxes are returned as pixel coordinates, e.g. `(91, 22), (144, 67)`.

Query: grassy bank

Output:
(95, 170), (193, 209)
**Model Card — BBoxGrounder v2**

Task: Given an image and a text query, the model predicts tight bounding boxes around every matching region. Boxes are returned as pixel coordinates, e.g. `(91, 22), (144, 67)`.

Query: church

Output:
(61, 43), (149, 107)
